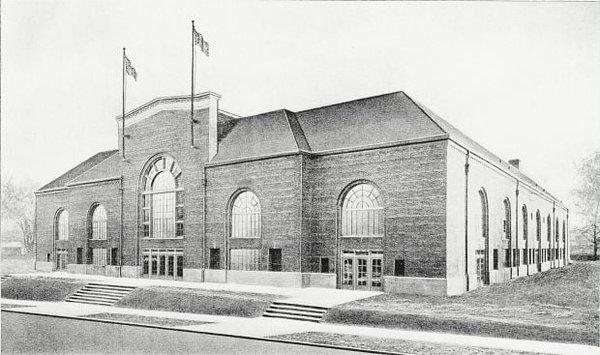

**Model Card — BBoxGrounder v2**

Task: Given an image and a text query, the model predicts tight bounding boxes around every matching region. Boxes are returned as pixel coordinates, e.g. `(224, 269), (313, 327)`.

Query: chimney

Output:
(508, 159), (520, 169)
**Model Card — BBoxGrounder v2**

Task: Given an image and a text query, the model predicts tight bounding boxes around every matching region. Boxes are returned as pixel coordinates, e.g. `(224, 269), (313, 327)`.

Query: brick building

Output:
(34, 91), (570, 295)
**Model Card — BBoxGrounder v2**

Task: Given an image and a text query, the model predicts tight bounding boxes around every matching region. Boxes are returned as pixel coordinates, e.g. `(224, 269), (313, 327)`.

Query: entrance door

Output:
(341, 250), (383, 291)
(475, 249), (485, 287)
(56, 249), (68, 270)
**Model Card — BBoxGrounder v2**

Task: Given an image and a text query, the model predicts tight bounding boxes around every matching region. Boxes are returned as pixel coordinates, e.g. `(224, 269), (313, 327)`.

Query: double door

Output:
(341, 250), (383, 291)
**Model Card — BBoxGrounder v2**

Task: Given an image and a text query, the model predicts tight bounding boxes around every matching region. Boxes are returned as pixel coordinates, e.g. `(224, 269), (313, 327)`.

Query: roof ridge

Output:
(281, 109), (312, 152)
(295, 90), (406, 114)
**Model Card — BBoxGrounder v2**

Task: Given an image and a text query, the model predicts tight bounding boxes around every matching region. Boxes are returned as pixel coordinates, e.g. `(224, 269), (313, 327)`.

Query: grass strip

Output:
(271, 332), (541, 355)
(1, 277), (87, 302)
(83, 312), (210, 327)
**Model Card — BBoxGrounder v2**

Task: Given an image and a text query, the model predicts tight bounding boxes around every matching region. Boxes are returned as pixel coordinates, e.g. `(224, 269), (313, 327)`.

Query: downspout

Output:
(119, 176), (124, 276)
(464, 151), (470, 292)
(566, 210), (570, 264)
(202, 167), (207, 273)
(552, 202), (556, 268)
(515, 182), (519, 277)
(299, 156), (303, 275)
(34, 198), (38, 268)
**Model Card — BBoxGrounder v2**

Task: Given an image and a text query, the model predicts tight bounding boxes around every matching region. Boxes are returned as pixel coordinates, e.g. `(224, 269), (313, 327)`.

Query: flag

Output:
(124, 55), (138, 80)
(193, 28), (210, 57)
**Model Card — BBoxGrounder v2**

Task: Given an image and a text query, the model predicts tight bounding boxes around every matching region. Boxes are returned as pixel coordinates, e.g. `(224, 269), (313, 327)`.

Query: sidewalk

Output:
(2, 298), (598, 355)
(10, 271), (381, 308)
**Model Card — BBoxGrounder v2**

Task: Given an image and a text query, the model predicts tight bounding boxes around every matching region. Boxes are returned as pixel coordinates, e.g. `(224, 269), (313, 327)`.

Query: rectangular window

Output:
(92, 248), (107, 266)
(77, 248), (83, 264)
(269, 248), (282, 272)
(87, 247), (93, 264)
(209, 248), (221, 269)
(320, 257), (330, 273)
(47, 253), (51, 262)
(493, 249), (499, 270)
(504, 249), (510, 267)
(230, 249), (259, 271)
(394, 259), (405, 276)
(177, 255), (183, 277)
(522, 248), (527, 264)
(111, 248), (118, 266)
(513, 248), (518, 266)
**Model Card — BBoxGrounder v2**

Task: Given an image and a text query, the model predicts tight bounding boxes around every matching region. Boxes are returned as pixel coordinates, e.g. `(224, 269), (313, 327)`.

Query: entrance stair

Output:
(65, 282), (136, 306)
(263, 301), (329, 322)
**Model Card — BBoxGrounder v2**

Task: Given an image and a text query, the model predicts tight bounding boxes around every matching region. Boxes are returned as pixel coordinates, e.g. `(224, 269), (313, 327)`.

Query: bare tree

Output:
(1, 177), (37, 253)
(573, 151), (600, 260)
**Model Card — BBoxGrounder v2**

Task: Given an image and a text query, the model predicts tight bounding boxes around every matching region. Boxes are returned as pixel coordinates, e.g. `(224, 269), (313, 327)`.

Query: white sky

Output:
(2, 1), (599, 218)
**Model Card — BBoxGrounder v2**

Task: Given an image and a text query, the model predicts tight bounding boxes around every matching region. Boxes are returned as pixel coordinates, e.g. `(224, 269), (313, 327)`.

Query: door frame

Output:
(340, 250), (383, 291)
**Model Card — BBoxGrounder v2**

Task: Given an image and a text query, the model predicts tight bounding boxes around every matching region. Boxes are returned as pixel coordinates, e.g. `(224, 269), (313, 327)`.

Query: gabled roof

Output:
(37, 150), (119, 192)
(212, 109), (310, 162)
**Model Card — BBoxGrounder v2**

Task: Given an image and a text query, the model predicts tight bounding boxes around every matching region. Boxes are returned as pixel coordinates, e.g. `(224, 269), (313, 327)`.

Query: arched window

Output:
(341, 183), (383, 237)
(91, 205), (107, 240)
(231, 191), (261, 238)
(56, 210), (69, 241)
(141, 155), (184, 239)
(503, 198), (511, 240)
(536, 210), (541, 241)
(522, 205), (528, 240)
(546, 214), (551, 241)
(479, 189), (489, 240)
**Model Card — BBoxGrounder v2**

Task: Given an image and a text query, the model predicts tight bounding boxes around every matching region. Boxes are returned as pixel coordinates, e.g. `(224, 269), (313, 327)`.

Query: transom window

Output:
(56, 210), (69, 241)
(341, 183), (383, 237)
(141, 156), (184, 239)
(230, 249), (259, 270)
(231, 191), (261, 238)
(91, 205), (107, 240)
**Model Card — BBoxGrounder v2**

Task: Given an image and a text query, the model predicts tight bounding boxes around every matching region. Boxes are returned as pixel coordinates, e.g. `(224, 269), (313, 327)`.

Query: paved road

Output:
(1, 311), (364, 354)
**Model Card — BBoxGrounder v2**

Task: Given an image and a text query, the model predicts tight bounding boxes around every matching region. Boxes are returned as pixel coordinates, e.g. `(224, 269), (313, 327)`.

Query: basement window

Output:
(320, 257), (330, 273)
(493, 249), (499, 270)
(269, 248), (282, 272)
(394, 259), (405, 276)
(209, 248), (221, 269)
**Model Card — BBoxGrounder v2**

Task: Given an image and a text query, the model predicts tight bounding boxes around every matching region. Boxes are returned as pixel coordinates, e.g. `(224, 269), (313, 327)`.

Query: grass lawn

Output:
(1, 254), (36, 274)
(0, 304), (34, 309)
(83, 312), (211, 327)
(116, 287), (281, 318)
(271, 332), (538, 355)
(1, 276), (87, 301)
(325, 261), (599, 345)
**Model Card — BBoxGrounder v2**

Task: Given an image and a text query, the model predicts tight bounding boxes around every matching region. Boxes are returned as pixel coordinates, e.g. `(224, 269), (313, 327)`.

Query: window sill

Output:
(229, 237), (261, 240)
(89, 239), (108, 241)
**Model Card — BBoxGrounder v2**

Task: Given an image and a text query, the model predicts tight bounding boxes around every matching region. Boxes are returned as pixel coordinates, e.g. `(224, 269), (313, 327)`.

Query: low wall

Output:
(86, 265), (106, 276)
(121, 266), (142, 278)
(383, 276), (447, 296)
(35, 261), (54, 272)
(226, 270), (303, 288)
(105, 266), (121, 277)
(301, 273), (336, 288)
(66, 264), (86, 274)
(204, 269), (226, 283)
(183, 268), (204, 282)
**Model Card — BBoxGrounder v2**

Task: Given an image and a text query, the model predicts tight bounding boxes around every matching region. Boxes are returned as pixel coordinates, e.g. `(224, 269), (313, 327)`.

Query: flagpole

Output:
(190, 20), (195, 148)
(122, 47), (126, 160)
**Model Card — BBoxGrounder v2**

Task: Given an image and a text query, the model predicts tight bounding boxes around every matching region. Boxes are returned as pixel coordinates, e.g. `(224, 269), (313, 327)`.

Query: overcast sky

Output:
(2, 0), (599, 217)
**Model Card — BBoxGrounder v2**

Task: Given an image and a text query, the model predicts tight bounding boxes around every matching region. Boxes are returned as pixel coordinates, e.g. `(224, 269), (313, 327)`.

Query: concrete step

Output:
(263, 301), (329, 322)
(263, 313), (321, 323)
(65, 283), (136, 307)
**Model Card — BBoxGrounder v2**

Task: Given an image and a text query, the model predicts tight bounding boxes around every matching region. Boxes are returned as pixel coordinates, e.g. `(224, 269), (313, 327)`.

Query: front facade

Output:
(34, 91), (570, 295)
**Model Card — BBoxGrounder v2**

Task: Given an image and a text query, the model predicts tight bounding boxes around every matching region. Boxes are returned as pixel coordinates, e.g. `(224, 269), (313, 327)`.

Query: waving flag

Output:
(193, 28), (210, 57)
(124, 54), (138, 80)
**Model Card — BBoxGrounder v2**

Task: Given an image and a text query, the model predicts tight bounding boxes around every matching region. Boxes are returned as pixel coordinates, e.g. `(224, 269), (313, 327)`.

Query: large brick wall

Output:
(35, 180), (121, 265)
(204, 155), (303, 272)
(303, 140), (448, 279)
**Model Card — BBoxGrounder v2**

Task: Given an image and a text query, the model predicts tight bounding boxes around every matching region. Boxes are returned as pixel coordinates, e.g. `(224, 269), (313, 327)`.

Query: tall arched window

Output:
(503, 199), (511, 240)
(56, 210), (69, 241)
(91, 205), (107, 240)
(536, 210), (541, 241)
(141, 155), (184, 239)
(522, 205), (528, 240)
(341, 183), (383, 237)
(231, 191), (261, 238)
(479, 190), (489, 240)
(546, 214), (551, 241)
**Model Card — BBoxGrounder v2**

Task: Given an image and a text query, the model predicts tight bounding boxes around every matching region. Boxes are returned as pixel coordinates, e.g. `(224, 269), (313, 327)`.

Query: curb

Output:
(1, 309), (412, 355)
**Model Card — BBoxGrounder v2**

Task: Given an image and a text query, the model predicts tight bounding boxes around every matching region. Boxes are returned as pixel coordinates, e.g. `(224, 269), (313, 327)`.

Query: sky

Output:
(2, 0), (599, 223)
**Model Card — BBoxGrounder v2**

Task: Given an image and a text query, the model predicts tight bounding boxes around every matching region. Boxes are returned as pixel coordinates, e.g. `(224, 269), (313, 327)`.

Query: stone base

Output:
(301, 273), (336, 288)
(35, 261), (54, 272)
(66, 264), (87, 274)
(183, 268), (204, 282)
(227, 270), (303, 288)
(384, 276), (447, 296)
(121, 266), (142, 278)
(204, 269), (226, 283)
